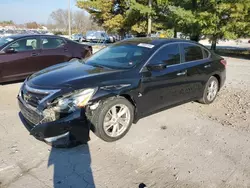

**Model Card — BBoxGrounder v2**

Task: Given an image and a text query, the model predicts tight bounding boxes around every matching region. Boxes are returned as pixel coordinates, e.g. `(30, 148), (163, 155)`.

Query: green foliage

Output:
(0, 20), (14, 25)
(77, 0), (127, 33)
(53, 31), (68, 35)
(198, 0), (250, 40)
(162, 29), (174, 38)
(77, 0), (250, 47)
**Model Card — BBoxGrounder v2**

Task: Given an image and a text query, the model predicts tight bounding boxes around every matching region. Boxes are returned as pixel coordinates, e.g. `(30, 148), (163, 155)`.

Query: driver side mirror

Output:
(146, 63), (167, 71)
(4, 47), (16, 54)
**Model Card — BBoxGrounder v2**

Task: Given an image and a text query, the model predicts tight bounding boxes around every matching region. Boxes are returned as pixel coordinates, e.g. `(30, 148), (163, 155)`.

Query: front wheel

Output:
(68, 58), (79, 62)
(89, 97), (134, 142)
(199, 76), (219, 104)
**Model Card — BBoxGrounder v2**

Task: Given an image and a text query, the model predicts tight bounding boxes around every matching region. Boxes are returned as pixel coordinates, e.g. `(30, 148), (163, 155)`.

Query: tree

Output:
(155, 0), (250, 49)
(49, 9), (69, 30)
(77, 0), (127, 35)
(198, 0), (250, 50)
(26, 22), (39, 29)
(77, 0), (250, 49)
(48, 9), (100, 33)
(0, 20), (14, 26)
(77, 0), (157, 36)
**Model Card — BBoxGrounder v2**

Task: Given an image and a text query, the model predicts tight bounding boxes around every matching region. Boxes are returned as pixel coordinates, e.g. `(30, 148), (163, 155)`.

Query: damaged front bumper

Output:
(18, 97), (90, 145)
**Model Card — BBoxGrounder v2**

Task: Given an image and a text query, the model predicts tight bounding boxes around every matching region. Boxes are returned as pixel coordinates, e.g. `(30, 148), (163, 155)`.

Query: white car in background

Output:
(0, 30), (4, 38)
(86, 31), (111, 43)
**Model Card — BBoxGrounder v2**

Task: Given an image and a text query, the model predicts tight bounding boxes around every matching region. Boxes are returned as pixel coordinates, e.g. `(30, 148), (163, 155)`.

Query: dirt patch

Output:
(188, 87), (250, 132)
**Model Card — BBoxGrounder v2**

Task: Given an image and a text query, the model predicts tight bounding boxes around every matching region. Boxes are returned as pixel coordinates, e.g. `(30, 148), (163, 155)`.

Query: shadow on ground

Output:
(48, 144), (95, 188)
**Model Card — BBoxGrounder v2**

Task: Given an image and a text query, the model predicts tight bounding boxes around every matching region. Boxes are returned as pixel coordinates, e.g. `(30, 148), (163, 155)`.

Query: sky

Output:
(0, 0), (83, 24)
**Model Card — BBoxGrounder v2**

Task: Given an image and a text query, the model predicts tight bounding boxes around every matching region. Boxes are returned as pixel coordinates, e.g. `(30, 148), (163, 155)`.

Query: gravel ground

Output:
(0, 57), (250, 188)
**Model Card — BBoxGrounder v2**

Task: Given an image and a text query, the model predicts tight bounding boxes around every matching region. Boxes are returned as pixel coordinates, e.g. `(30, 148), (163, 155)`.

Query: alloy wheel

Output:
(207, 80), (218, 101)
(103, 104), (131, 138)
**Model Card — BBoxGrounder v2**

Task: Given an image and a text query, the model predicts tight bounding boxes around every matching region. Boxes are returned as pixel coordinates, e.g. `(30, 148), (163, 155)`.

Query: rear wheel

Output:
(89, 97), (134, 142)
(199, 76), (219, 104)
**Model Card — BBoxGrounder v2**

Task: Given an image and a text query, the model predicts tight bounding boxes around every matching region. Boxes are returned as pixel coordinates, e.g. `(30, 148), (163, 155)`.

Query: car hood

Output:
(27, 61), (121, 89)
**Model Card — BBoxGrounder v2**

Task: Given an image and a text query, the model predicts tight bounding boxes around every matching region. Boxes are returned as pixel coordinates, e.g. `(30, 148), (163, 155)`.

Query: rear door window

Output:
(149, 44), (181, 66)
(183, 43), (203, 62)
(41, 37), (66, 49)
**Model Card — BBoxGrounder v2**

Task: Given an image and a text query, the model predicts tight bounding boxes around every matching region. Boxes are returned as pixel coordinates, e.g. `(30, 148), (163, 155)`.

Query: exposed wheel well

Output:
(213, 74), (221, 90)
(120, 94), (136, 108)
(119, 94), (138, 123)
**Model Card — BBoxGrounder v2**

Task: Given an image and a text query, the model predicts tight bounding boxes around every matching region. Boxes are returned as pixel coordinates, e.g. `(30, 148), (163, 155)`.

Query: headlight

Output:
(53, 88), (97, 113)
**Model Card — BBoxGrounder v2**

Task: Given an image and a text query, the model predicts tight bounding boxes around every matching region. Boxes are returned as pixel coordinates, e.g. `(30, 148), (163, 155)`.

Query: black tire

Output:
(88, 96), (134, 142)
(199, 76), (219, 104)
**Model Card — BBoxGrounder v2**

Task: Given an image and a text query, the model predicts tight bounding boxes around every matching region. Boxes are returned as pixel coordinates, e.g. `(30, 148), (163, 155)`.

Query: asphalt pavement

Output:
(0, 57), (250, 188)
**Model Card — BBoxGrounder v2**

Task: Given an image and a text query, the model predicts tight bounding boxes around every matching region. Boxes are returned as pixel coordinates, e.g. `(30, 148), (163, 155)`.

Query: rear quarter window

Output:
(42, 37), (65, 49)
(203, 48), (210, 58)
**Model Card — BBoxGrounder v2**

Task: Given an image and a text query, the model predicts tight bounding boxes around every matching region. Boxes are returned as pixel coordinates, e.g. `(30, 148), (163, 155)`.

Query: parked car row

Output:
(0, 29), (53, 38)
(71, 33), (86, 42)
(86, 31), (117, 43)
(16, 37), (226, 148)
(71, 31), (119, 44)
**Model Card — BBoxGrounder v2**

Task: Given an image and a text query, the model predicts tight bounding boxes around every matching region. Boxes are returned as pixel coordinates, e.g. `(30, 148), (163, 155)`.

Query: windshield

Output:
(0, 37), (14, 47)
(85, 44), (152, 69)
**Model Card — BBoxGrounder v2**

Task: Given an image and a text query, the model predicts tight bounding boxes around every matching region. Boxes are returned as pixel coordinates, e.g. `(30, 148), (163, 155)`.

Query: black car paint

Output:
(18, 38), (226, 143)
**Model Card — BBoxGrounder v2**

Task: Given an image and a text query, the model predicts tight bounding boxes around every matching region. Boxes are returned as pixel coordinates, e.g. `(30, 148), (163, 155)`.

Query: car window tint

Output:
(150, 44), (180, 66)
(42, 37), (65, 49)
(8, 38), (38, 52)
(183, 44), (203, 62)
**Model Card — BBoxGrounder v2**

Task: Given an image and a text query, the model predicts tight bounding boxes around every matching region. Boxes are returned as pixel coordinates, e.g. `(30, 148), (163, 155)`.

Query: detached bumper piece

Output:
(18, 98), (90, 145)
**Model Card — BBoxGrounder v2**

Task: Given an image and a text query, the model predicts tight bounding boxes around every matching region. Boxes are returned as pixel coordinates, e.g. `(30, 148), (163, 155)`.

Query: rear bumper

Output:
(18, 98), (90, 144)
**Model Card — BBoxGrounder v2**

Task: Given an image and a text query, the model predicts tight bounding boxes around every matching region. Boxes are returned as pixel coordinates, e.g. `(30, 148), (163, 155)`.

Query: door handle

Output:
(64, 48), (68, 52)
(31, 52), (39, 57)
(176, 70), (187, 76)
(204, 64), (211, 68)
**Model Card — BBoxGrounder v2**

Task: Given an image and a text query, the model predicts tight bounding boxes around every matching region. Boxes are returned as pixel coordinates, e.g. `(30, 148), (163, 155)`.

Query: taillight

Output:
(220, 59), (227, 66)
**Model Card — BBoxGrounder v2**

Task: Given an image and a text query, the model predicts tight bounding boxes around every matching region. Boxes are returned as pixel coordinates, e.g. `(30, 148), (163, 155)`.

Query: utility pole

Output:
(68, 0), (71, 37)
(147, 0), (152, 36)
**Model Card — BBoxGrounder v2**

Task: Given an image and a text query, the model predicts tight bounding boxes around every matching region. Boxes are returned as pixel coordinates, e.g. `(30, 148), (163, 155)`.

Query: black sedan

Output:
(18, 38), (226, 147)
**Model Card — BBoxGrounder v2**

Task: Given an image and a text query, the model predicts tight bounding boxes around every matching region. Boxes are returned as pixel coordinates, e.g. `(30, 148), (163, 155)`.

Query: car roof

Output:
(120, 37), (199, 47)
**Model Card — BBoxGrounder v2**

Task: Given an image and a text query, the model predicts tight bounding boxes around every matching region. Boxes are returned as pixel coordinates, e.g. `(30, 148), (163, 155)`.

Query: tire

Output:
(199, 76), (219, 104)
(69, 58), (79, 62)
(88, 96), (134, 142)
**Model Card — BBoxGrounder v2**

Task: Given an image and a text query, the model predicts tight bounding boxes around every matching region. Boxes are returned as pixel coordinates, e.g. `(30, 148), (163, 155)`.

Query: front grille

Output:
(21, 84), (60, 108)
(18, 100), (42, 125)
(19, 84), (60, 125)
(22, 88), (48, 107)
